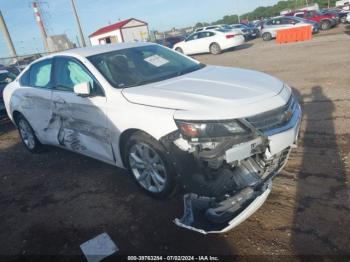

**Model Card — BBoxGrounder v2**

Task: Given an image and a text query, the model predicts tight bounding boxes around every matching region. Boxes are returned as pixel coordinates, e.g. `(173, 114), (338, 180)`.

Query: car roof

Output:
(55, 42), (154, 58)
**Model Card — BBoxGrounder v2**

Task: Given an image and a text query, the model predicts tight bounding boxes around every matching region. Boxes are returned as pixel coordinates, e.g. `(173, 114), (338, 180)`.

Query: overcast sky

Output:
(0, 0), (279, 57)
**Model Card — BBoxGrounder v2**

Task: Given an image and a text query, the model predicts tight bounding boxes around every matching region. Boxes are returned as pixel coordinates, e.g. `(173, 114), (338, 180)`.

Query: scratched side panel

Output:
(50, 91), (114, 164)
(10, 87), (55, 145)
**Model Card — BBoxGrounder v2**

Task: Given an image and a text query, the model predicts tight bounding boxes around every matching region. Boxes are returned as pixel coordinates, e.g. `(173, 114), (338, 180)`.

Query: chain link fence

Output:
(0, 51), (57, 70)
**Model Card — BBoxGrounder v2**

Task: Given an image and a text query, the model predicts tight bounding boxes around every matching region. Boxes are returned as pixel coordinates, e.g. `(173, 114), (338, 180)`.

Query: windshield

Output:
(88, 44), (205, 89)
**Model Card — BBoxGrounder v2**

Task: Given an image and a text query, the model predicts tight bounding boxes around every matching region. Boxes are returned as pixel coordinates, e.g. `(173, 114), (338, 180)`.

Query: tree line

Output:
(195, 0), (338, 27)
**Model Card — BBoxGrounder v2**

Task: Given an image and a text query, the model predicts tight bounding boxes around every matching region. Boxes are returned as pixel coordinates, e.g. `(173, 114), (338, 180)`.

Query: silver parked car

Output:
(261, 16), (320, 41)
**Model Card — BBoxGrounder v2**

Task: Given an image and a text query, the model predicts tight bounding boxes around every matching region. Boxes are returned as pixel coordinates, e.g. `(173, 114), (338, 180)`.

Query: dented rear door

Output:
(50, 56), (114, 163)
(18, 58), (56, 145)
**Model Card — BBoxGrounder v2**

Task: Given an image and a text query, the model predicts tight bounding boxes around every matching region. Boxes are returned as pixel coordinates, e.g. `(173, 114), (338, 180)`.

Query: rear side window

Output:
(198, 32), (215, 38)
(29, 59), (52, 88)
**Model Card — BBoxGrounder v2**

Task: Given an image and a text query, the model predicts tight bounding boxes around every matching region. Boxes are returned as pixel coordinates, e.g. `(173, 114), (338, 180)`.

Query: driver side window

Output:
(53, 57), (104, 96)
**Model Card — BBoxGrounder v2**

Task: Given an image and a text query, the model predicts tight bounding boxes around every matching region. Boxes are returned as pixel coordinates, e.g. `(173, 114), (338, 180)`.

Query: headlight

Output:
(175, 119), (249, 140)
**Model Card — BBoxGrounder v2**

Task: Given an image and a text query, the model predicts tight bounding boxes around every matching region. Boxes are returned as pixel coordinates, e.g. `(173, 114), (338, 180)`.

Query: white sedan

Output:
(3, 42), (301, 234)
(173, 29), (245, 55)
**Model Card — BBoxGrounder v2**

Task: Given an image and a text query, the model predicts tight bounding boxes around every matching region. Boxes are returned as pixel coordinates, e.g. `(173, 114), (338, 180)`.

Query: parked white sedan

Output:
(3, 43), (301, 234)
(173, 29), (245, 55)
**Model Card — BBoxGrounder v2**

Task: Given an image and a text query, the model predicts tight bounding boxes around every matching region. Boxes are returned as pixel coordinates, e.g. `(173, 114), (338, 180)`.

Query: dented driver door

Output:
(50, 56), (114, 164)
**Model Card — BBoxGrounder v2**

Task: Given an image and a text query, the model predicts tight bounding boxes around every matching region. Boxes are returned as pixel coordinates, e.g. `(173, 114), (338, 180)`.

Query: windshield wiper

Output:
(176, 63), (206, 77)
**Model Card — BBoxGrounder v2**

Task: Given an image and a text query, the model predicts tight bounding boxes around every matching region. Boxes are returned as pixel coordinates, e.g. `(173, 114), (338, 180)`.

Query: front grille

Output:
(255, 147), (292, 179)
(246, 95), (296, 132)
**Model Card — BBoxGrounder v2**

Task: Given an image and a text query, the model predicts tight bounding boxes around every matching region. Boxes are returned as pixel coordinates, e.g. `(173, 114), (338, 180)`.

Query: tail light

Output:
(226, 34), (235, 39)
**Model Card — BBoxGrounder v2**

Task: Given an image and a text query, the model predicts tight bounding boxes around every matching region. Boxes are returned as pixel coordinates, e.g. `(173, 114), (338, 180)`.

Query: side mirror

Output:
(74, 82), (91, 97)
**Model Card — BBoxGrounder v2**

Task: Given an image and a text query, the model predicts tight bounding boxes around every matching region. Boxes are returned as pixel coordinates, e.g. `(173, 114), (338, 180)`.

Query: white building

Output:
(89, 18), (149, 46)
(47, 34), (75, 52)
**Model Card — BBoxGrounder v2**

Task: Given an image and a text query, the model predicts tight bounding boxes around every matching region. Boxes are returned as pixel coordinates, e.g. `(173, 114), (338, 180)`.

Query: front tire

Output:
(321, 20), (331, 30)
(16, 115), (43, 153)
(124, 132), (177, 199)
(262, 32), (272, 41)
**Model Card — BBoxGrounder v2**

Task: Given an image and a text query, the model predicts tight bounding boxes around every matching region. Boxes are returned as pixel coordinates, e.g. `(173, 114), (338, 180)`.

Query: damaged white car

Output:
(3, 43), (301, 234)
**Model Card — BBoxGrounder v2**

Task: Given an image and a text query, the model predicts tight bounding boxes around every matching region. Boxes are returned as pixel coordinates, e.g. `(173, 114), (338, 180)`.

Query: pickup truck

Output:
(285, 10), (338, 30)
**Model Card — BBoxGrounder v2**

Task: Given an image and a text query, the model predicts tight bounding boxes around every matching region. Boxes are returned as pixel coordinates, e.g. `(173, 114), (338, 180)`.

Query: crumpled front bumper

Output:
(174, 180), (273, 234)
(161, 98), (301, 234)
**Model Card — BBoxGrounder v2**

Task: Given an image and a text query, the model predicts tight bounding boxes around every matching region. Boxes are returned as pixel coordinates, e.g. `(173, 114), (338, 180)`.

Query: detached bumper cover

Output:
(174, 181), (272, 234)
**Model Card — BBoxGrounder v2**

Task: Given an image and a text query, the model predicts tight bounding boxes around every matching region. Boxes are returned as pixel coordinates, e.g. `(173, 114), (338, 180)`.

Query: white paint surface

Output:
(173, 29), (245, 55)
(80, 233), (118, 262)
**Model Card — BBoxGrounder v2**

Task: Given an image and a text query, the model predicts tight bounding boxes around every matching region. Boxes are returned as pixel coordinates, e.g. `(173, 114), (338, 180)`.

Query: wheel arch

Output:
(119, 128), (160, 167)
(12, 110), (24, 126)
(209, 42), (219, 48)
(320, 18), (332, 24)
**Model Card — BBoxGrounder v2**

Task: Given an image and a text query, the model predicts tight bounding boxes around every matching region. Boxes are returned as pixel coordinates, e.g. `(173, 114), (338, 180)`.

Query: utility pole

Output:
(237, 0), (241, 23)
(70, 0), (86, 47)
(0, 10), (17, 58)
(32, 2), (49, 52)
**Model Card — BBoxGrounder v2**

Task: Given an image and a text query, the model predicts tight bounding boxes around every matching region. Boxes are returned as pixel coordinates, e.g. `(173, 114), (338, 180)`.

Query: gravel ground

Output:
(0, 25), (349, 258)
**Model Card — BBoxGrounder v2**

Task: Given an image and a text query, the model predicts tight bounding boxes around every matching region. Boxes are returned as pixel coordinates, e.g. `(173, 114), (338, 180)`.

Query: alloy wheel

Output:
(210, 44), (220, 54)
(128, 143), (167, 193)
(18, 119), (35, 150)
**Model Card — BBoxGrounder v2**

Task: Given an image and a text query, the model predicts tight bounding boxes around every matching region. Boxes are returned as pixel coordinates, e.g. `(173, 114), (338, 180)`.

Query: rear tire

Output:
(210, 43), (221, 55)
(124, 131), (177, 199)
(16, 114), (44, 153)
(175, 47), (183, 54)
(321, 20), (331, 30)
(262, 32), (272, 41)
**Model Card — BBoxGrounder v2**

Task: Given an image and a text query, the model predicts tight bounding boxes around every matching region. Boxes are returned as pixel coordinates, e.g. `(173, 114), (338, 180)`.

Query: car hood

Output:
(122, 65), (290, 120)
